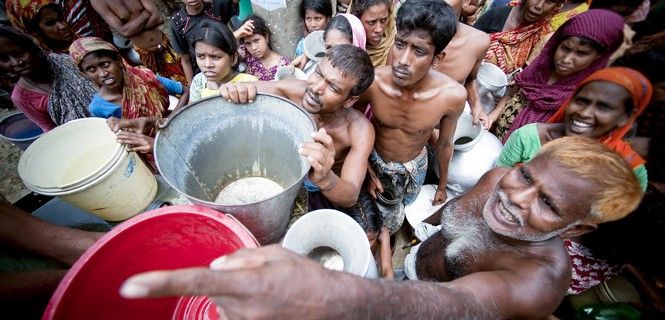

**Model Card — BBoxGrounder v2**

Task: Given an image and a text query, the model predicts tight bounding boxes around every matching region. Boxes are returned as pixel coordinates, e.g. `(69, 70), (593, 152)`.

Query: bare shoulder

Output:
(455, 243), (571, 318)
(344, 108), (375, 142)
(430, 71), (466, 112)
(460, 24), (491, 54)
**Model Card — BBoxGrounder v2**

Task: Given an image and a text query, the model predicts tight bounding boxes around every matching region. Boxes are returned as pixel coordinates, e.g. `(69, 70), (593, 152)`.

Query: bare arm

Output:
(174, 84), (190, 111)
(121, 244), (567, 319)
(0, 201), (102, 265)
(487, 85), (518, 128)
(218, 80), (307, 104)
(181, 56), (194, 85)
(90, 0), (163, 38)
(433, 89), (465, 205)
(316, 120), (374, 207)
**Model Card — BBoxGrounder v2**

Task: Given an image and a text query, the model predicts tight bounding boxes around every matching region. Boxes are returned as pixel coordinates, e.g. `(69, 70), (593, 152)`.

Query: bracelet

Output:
(320, 173), (337, 192)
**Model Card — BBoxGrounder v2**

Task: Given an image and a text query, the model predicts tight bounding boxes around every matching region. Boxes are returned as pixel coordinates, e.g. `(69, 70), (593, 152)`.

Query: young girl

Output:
(295, 0), (333, 57)
(190, 22), (257, 102)
(235, 14), (290, 81)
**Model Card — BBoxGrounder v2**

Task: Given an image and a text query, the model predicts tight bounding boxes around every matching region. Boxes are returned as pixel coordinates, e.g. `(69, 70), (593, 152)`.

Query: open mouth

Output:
(304, 90), (321, 108)
(569, 119), (593, 134)
(498, 199), (520, 225)
(102, 78), (115, 85)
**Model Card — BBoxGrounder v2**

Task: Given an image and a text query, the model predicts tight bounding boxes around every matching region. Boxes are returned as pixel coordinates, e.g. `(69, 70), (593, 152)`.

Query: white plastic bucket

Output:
(282, 209), (378, 278)
(18, 118), (157, 221)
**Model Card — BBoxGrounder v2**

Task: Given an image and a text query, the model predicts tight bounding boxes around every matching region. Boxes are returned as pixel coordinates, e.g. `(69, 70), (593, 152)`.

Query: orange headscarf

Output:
(548, 67), (653, 169)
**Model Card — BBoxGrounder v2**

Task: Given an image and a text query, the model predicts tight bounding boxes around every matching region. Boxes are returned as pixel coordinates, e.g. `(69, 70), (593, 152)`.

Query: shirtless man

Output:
(437, 0), (492, 127)
(358, 0), (465, 233)
(121, 136), (643, 319)
(217, 44), (375, 214)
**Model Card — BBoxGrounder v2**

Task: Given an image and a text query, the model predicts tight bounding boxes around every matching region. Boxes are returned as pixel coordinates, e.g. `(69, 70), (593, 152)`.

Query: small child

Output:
(190, 21), (257, 102)
(234, 14), (291, 81)
(295, 0), (333, 57)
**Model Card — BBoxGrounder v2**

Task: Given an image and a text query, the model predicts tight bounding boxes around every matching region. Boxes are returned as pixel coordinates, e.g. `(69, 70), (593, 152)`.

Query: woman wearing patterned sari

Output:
(476, 0), (565, 74)
(5, 0), (78, 53)
(69, 37), (189, 169)
(0, 25), (93, 131)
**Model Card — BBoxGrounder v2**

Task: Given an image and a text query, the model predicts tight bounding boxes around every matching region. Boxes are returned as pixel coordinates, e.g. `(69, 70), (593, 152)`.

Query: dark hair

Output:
(300, 0), (333, 19)
(239, 14), (272, 49)
(0, 25), (48, 76)
(326, 44), (374, 96)
(26, 3), (64, 35)
(193, 21), (239, 58)
(351, 0), (391, 17)
(395, 0), (457, 55)
(323, 15), (353, 44)
(0, 25), (44, 57)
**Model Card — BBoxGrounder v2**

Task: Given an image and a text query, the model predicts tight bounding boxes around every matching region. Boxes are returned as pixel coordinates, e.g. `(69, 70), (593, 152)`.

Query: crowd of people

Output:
(1, 0), (663, 318)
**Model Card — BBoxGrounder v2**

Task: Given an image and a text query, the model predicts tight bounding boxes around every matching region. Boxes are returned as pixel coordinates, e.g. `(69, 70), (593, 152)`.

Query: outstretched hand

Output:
(120, 245), (350, 319)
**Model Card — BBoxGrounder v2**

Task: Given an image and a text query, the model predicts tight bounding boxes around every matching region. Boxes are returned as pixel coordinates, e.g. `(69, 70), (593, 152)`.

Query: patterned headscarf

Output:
(5, 0), (75, 52)
(503, 9), (625, 141)
(69, 36), (118, 66)
(483, 0), (563, 74)
(548, 67), (653, 169)
(69, 37), (168, 120)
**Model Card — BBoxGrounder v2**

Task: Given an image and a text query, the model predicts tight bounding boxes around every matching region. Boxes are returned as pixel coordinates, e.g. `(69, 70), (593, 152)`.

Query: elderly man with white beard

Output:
(120, 136), (643, 319)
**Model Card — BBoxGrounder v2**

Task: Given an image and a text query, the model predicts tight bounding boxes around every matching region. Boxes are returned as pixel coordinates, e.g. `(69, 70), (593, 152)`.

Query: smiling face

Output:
(304, 9), (329, 33)
(243, 33), (269, 60)
(552, 36), (601, 79)
(359, 3), (389, 47)
(79, 51), (124, 91)
(195, 41), (235, 83)
(36, 5), (75, 44)
(522, 0), (561, 23)
(564, 81), (631, 139)
(483, 156), (597, 242)
(390, 30), (440, 88)
(302, 57), (358, 114)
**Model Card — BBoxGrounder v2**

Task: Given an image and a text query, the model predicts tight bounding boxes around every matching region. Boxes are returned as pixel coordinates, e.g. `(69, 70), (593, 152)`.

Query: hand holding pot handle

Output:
(299, 129), (336, 189)
(218, 83), (258, 104)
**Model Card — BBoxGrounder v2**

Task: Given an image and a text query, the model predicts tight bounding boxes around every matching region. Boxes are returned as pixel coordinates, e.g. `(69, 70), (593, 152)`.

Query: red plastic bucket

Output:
(42, 205), (258, 320)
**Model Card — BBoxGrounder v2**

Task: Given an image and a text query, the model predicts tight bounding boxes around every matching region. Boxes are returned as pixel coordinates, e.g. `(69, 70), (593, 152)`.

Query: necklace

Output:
(23, 77), (50, 94)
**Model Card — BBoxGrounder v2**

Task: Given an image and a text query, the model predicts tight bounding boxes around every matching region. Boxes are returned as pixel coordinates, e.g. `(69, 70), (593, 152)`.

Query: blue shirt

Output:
(89, 76), (183, 118)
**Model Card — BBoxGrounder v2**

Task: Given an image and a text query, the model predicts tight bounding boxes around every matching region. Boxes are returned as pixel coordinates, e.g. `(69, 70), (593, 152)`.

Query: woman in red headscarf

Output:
(496, 66), (653, 294)
(497, 67), (653, 189)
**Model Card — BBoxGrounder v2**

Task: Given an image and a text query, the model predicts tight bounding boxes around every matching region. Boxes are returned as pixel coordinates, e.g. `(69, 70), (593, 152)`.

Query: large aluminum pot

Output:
(435, 114), (503, 194)
(155, 94), (316, 244)
(447, 114), (503, 193)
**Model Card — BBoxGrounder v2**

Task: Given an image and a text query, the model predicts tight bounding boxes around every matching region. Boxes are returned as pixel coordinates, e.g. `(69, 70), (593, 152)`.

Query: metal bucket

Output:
(155, 94), (316, 244)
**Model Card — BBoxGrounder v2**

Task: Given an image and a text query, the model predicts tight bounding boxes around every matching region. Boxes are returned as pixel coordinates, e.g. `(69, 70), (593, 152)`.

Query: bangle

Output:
(320, 173), (337, 192)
